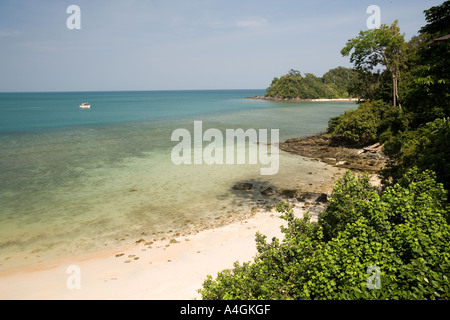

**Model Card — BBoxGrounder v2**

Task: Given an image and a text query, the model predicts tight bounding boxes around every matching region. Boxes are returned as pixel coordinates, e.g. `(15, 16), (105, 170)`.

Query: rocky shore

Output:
(279, 133), (387, 172)
(227, 133), (387, 224)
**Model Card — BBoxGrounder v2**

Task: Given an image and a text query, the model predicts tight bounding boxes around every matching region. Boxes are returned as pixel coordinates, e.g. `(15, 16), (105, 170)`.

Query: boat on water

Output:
(79, 102), (90, 109)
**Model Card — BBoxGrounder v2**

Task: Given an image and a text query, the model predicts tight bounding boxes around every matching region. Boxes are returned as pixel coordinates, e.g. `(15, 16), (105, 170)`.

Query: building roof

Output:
(428, 34), (450, 46)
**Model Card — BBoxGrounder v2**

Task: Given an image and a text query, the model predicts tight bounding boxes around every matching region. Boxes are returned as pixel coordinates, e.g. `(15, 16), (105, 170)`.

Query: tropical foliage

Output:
(328, 0), (450, 193)
(326, 100), (403, 145)
(200, 170), (450, 300)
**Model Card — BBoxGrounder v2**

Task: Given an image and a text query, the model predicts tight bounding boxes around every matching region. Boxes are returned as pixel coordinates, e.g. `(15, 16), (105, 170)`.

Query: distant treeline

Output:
(264, 67), (357, 99)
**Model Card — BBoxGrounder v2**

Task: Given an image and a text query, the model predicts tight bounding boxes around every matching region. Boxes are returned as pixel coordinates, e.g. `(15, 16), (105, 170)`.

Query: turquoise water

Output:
(0, 90), (269, 133)
(0, 90), (355, 270)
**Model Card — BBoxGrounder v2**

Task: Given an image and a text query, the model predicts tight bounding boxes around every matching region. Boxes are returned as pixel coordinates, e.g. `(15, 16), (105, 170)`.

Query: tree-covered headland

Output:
(264, 67), (358, 99)
(200, 1), (450, 300)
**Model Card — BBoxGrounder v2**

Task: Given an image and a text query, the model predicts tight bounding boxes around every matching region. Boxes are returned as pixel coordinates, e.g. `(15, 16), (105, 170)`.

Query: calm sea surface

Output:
(0, 90), (355, 270)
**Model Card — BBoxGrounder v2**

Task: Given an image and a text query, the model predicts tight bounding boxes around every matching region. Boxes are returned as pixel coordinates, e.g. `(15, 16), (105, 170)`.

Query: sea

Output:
(0, 90), (356, 270)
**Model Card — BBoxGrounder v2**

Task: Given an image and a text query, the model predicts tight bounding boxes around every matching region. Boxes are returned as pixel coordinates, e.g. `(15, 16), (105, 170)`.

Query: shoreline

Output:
(0, 199), (323, 300)
(280, 133), (387, 173)
(245, 96), (358, 102)
(0, 133), (383, 300)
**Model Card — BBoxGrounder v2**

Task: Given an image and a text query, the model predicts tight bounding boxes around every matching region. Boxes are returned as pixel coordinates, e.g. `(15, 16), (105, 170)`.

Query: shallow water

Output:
(0, 90), (355, 270)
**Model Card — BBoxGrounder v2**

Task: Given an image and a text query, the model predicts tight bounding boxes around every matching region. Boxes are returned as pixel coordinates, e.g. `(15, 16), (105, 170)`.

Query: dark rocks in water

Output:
(315, 193), (328, 203)
(232, 182), (253, 190)
(296, 191), (316, 202)
(296, 191), (328, 203)
(260, 187), (276, 196)
(280, 189), (298, 198)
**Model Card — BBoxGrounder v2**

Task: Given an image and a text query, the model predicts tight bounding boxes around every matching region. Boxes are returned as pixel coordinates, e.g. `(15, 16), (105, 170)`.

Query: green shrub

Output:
(326, 100), (400, 145)
(382, 118), (450, 194)
(318, 171), (378, 241)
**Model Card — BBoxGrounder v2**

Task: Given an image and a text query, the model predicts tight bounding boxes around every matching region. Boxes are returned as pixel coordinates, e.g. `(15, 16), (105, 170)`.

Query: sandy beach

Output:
(0, 203), (315, 300)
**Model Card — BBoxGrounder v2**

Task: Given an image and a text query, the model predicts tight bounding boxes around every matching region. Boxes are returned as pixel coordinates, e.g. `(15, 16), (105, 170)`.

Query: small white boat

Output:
(79, 102), (90, 109)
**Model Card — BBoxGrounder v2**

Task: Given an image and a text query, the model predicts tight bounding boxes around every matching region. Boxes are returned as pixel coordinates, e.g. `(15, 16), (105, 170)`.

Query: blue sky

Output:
(0, 0), (444, 92)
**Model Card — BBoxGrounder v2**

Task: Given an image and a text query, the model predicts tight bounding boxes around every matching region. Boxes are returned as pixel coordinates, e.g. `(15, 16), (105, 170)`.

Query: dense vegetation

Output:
(327, 0), (450, 192)
(264, 67), (357, 99)
(200, 169), (450, 299)
(200, 1), (450, 300)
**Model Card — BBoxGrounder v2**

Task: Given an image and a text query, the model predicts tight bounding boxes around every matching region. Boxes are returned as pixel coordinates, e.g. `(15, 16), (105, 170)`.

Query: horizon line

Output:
(0, 88), (266, 94)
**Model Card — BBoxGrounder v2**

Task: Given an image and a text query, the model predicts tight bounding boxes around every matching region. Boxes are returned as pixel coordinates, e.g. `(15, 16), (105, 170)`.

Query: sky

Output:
(0, 0), (444, 92)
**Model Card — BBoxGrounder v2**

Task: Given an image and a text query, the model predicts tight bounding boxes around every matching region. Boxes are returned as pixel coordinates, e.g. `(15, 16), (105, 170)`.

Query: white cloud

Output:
(0, 29), (21, 37)
(235, 17), (268, 28)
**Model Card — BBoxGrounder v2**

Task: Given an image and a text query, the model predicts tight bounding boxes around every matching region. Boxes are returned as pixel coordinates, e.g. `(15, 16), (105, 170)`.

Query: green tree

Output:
(420, 0), (450, 36)
(380, 2), (450, 192)
(347, 69), (383, 102)
(323, 66), (358, 98)
(404, 1), (450, 127)
(264, 67), (357, 100)
(318, 171), (377, 241)
(326, 100), (402, 146)
(381, 118), (450, 195)
(265, 70), (303, 99)
(341, 20), (406, 107)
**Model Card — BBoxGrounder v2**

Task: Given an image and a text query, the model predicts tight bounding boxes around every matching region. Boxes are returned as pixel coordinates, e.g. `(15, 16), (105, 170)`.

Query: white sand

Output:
(0, 205), (309, 300)
(309, 98), (357, 102)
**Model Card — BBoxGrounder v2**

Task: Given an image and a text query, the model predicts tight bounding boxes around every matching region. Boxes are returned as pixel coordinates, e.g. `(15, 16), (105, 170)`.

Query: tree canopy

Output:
(420, 0), (450, 36)
(341, 20), (406, 107)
